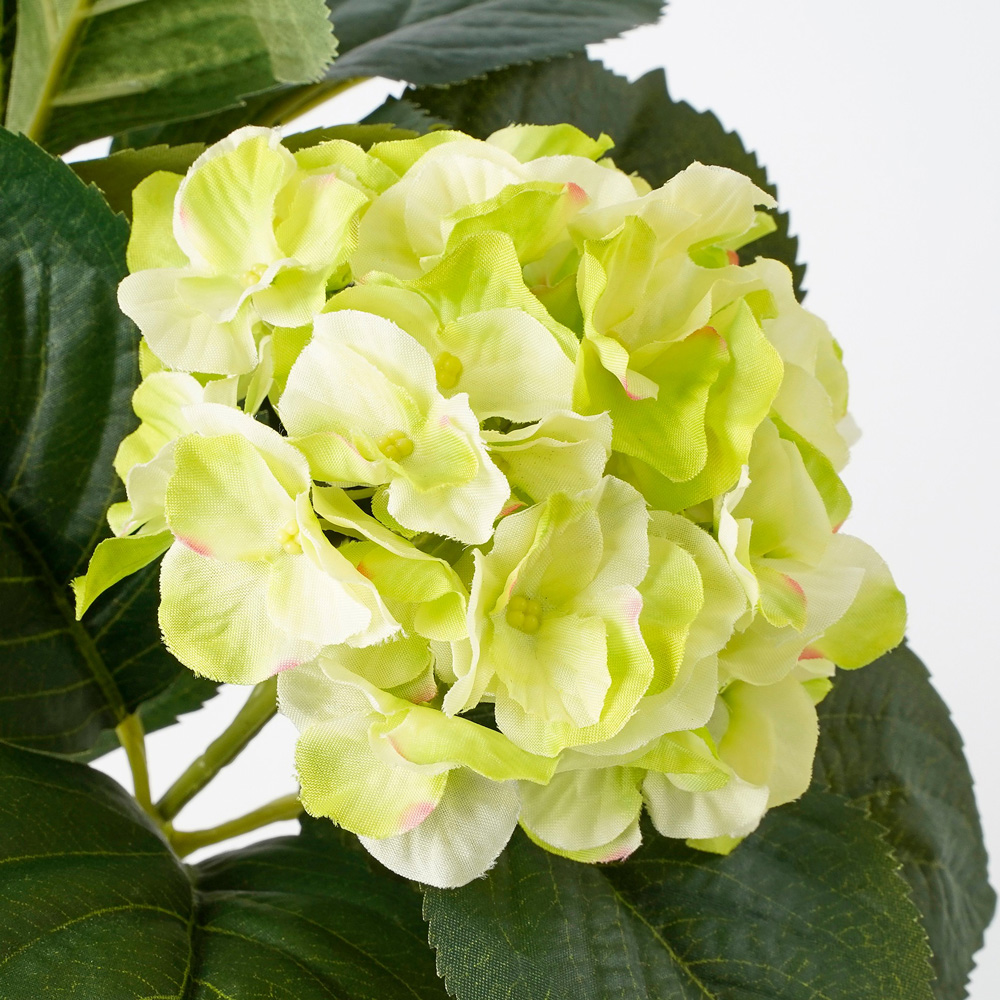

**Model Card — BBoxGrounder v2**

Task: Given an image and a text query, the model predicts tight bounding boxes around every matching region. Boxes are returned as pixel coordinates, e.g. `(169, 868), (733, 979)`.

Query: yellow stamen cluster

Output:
(277, 519), (303, 555)
(379, 428), (414, 461)
(506, 594), (542, 634)
(241, 263), (269, 287)
(434, 351), (463, 390)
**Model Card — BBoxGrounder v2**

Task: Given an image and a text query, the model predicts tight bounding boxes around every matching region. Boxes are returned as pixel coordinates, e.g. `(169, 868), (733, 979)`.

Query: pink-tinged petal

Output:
(410, 681), (439, 705)
(784, 574), (806, 598)
(798, 646), (825, 661)
(833, 520), (845, 533)
(726, 249), (740, 266)
(599, 844), (637, 864)
(176, 535), (212, 557)
(400, 801), (436, 832)
(275, 659), (301, 673)
(567, 181), (589, 206)
(500, 499), (527, 518)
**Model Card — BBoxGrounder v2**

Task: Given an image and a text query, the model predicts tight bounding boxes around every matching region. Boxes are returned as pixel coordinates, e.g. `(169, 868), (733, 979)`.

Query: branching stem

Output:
(115, 713), (155, 817)
(156, 676), (278, 822)
(168, 793), (303, 858)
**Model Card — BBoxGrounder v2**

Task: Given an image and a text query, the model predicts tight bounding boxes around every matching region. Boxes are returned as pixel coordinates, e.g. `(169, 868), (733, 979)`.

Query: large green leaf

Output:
(815, 644), (996, 1000)
(0, 740), (449, 997)
(425, 793), (933, 1000)
(0, 128), (198, 756)
(113, 0), (665, 148)
(409, 53), (806, 298)
(3, 0), (336, 153)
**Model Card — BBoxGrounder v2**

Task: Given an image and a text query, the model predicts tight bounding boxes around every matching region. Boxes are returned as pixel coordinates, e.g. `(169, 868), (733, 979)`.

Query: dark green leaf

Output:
(4, 0), (336, 154)
(0, 741), (448, 998)
(411, 53), (806, 298)
(815, 644), (996, 999)
(112, 0), (664, 149)
(0, 129), (195, 756)
(323, 0), (663, 85)
(425, 792), (933, 1000)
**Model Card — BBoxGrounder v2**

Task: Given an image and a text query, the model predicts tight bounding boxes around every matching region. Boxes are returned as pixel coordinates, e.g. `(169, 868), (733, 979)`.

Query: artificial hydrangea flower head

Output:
(76, 122), (906, 888)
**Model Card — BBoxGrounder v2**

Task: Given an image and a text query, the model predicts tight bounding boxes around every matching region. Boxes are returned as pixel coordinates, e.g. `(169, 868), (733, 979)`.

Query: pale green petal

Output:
(772, 363), (849, 471)
(638, 534), (704, 695)
(651, 162), (776, 250)
(274, 171), (368, 267)
(429, 307), (575, 422)
(379, 706), (556, 785)
(810, 534), (906, 668)
(446, 182), (581, 273)
(328, 634), (435, 693)
(181, 402), (310, 497)
(386, 395), (508, 545)
(519, 766), (642, 852)
(120, 443), (175, 536)
(72, 531), (172, 618)
(367, 130), (467, 175)
(280, 310), (433, 440)
(294, 138), (400, 195)
(355, 140), (523, 278)
(118, 268), (259, 375)
(719, 554), (864, 686)
(494, 584), (653, 755)
(174, 272), (246, 322)
(643, 769), (768, 840)
(720, 676), (819, 808)
(266, 546), (373, 647)
(278, 657), (349, 733)
(487, 123), (614, 162)
(715, 466), (759, 607)
(159, 543), (317, 683)
(174, 127), (294, 274)
(401, 230), (579, 359)
(522, 817), (642, 865)
(165, 433), (293, 560)
(268, 323), (313, 402)
(629, 730), (729, 790)
(336, 536), (467, 642)
(485, 411), (611, 502)
(250, 265), (329, 327)
(296, 716), (448, 839)
(113, 371), (203, 481)
(127, 171), (185, 272)
(522, 155), (639, 212)
(734, 418), (831, 564)
(295, 495), (400, 648)
(359, 769), (519, 887)
(493, 612), (610, 728)
(291, 431), (388, 486)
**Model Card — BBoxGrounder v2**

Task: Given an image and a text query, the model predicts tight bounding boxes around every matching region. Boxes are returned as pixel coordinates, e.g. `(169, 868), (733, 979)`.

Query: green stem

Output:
(22, 0), (96, 142)
(169, 793), (303, 858)
(156, 676), (278, 822)
(115, 713), (154, 817)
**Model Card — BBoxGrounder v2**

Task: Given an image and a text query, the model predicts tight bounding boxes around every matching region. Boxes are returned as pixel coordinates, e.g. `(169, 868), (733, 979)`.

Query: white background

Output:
(88, 1), (1000, 993)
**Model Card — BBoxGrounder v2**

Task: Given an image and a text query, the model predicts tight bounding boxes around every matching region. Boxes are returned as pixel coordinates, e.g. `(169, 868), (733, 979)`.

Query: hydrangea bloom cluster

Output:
(75, 124), (905, 887)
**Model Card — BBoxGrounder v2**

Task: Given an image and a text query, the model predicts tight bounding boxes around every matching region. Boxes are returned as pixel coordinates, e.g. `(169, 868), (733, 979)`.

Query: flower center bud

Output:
(378, 428), (414, 461)
(506, 594), (542, 634)
(434, 351), (463, 390)
(241, 263), (269, 287)
(277, 518), (302, 555)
